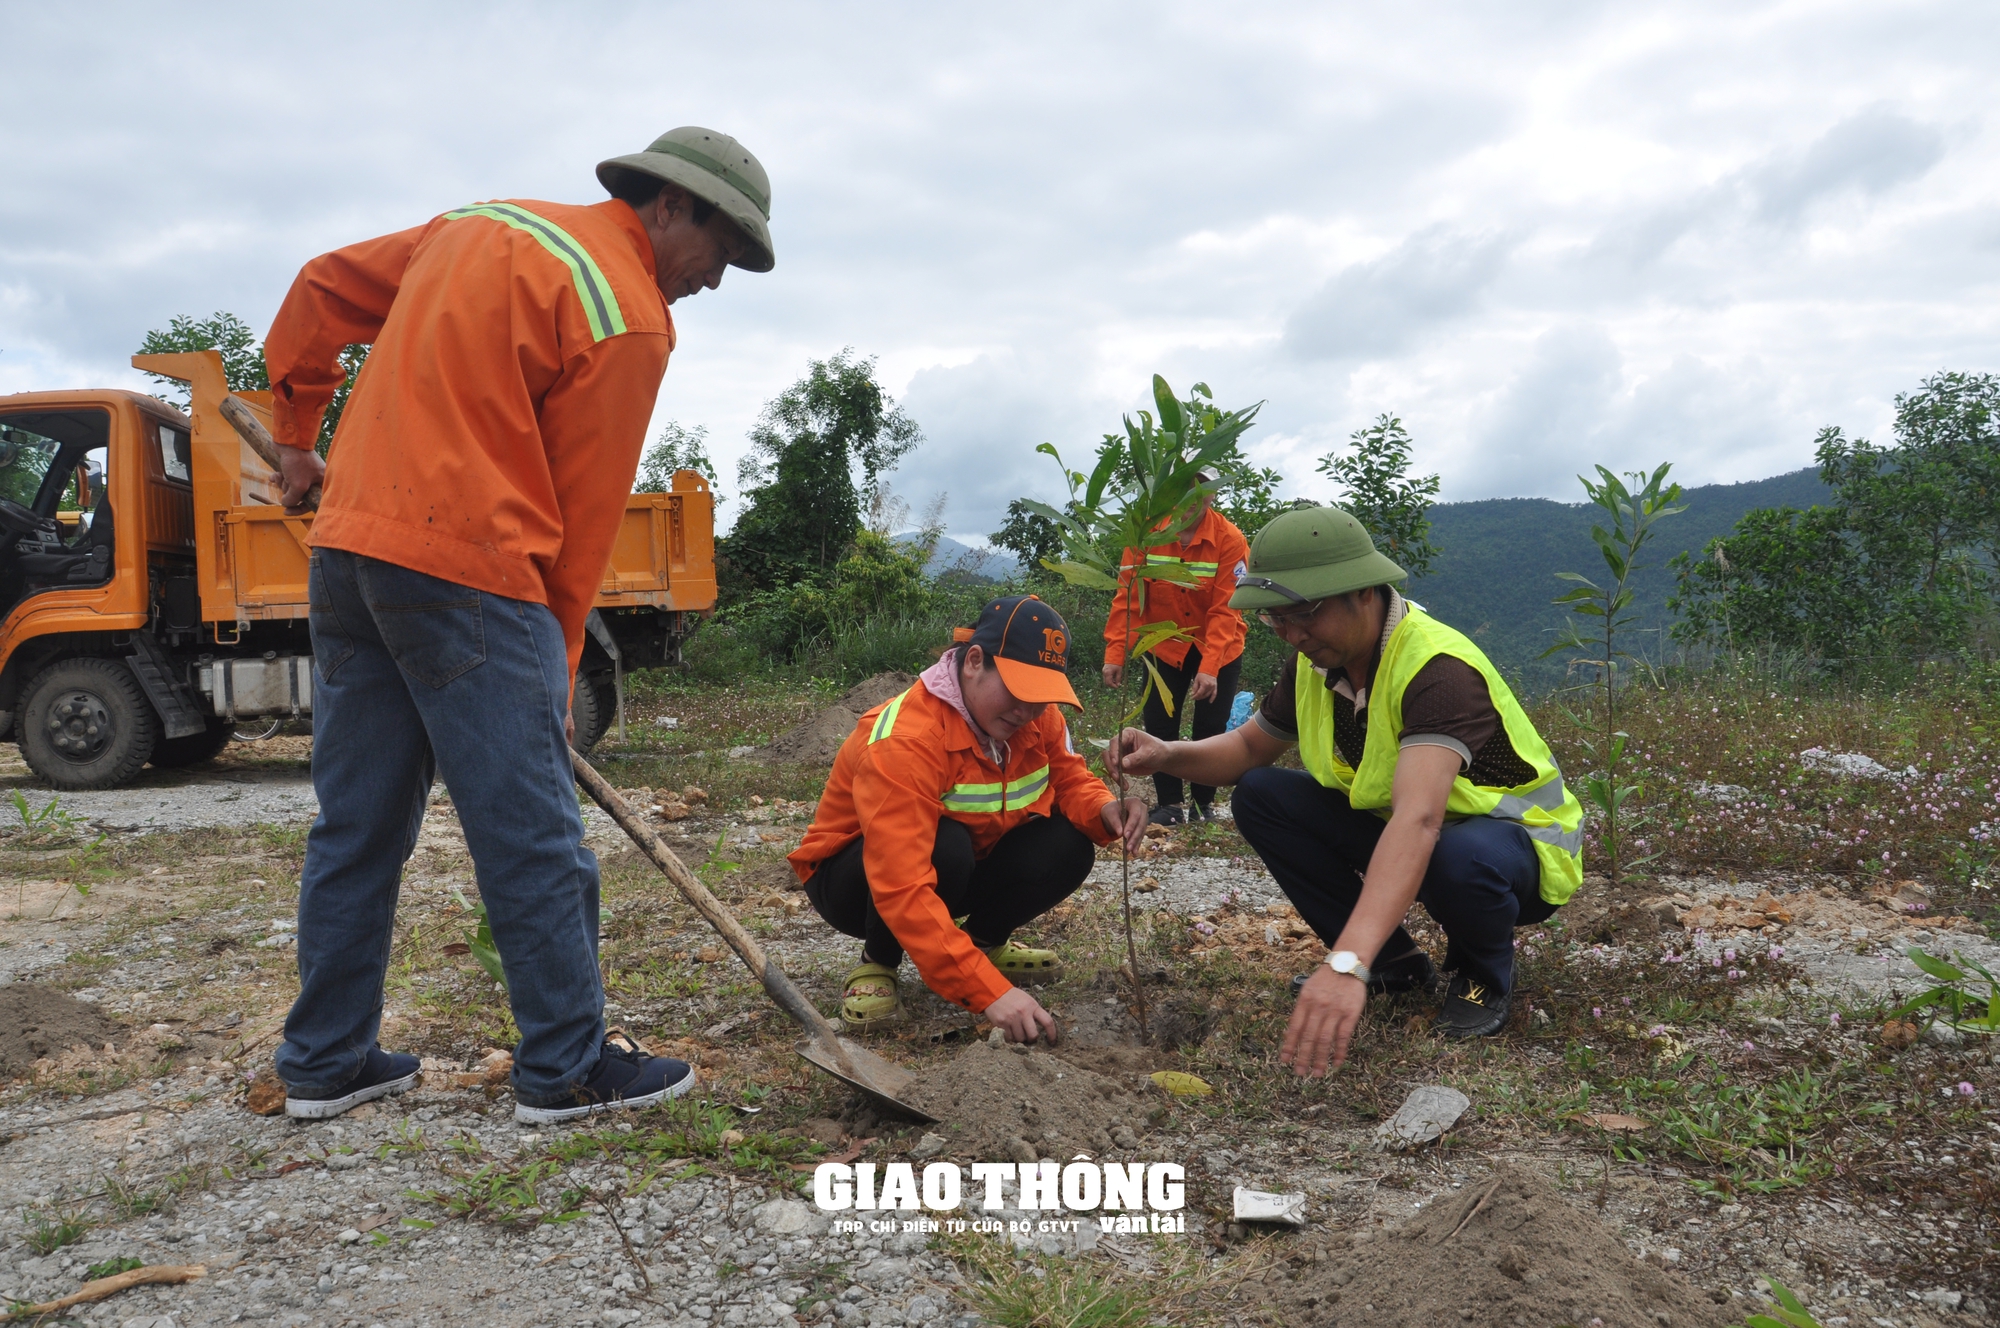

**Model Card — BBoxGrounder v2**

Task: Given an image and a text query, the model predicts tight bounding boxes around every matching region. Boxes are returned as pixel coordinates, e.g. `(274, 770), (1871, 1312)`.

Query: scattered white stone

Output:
(752, 1197), (811, 1235)
(1923, 1022), (1964, 1048)
(336, 1227), (362, 1244)
(910, 1132), (947, 1160)
(1374, 1085), (1471, 1150)
(1799, 748), (1913, 780)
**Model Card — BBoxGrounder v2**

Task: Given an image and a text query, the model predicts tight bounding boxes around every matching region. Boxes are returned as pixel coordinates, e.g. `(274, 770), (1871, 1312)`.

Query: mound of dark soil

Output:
(760, 672), (917, 765)
(899, 1040), (1156, 1160)
(1279, 1163), (1730, 1328)
(0, 985), (121, 1078)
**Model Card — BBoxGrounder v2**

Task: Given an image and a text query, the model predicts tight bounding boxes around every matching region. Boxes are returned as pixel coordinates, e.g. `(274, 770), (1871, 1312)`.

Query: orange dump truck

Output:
(0, 350), (715, 790)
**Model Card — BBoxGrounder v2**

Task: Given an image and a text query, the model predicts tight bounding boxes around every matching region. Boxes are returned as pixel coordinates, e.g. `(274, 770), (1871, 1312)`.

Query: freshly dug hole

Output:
(895, 1040), (1156, 1159)
(1279, 1163), (1731, 1328)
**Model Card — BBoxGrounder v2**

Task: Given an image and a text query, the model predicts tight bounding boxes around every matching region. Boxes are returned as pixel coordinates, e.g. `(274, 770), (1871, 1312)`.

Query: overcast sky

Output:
(4, 1), (1996, 541)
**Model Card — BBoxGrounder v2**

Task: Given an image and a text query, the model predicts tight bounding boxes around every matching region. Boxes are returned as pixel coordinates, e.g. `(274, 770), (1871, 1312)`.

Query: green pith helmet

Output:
(1226, 505), (1407, 611)
(597, 127), (775, 272)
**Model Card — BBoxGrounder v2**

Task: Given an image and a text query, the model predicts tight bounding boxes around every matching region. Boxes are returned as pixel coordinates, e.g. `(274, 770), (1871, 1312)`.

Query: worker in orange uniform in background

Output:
(260, 129), (774, 1126)
(1101, 480), (1250, 825)
(790, 596), (1148, 1042)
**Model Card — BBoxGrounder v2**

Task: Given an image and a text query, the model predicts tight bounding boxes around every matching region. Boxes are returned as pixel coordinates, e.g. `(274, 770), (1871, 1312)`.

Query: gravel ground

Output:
(0, 750), (1992, 1325)
(0, 1078), (978, 1328)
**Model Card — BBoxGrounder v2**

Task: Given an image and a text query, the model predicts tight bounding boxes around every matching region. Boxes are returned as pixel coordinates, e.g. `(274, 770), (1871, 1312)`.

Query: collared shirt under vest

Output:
(1284, 601), (1586, 904)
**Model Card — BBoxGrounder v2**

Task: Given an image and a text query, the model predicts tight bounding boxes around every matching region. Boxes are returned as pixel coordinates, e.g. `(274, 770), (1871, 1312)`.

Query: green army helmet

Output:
(1227, 505), (1407, 611)
(597, 127), (775, 273)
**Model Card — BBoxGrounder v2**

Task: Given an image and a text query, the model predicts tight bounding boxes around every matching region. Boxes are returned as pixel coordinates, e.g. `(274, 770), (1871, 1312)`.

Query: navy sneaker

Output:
(513, 1033), (696, 1125)
(285, 1048), (422, 1120)
(1147, 804), (1188, 827)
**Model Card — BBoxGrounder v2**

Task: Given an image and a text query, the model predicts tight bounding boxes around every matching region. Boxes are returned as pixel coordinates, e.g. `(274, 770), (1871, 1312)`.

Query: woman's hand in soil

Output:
(986, 988), (1059, 1045)
(1281, 965), (1366, 1077)
(1101, 797), (1150, 853)
(1107, 726), (1169, 780)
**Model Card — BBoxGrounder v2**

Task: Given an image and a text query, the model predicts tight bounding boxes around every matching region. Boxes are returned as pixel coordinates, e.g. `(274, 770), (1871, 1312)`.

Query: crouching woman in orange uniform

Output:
(788, 596), (1148, 1043)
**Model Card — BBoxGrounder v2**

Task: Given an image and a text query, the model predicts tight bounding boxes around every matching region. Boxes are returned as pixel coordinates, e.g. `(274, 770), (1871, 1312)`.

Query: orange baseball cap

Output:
(958, 595), (1082, 709)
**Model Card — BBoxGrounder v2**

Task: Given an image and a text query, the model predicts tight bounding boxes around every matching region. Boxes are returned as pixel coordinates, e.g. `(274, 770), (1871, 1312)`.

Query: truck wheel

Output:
(570, 670), (616, 754)
(18, 657), (160, 790)
(150, 719), (234, 769)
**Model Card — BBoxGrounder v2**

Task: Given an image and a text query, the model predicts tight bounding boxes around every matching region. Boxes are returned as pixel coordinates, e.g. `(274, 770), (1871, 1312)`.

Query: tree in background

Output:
(989, 498), (1069, 579)
(634, 421), (722, 500)
(1546, 463), (1684, 885)
(1317, 413), (1442, 579)
(1671, 371), (1999, 660)
(136, 312), (366, 456)
(722, 349), (922, 600)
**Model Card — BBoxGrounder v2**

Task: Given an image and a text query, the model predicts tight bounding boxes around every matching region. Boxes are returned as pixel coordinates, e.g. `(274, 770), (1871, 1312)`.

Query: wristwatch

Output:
(1325, 950), (1373, 985)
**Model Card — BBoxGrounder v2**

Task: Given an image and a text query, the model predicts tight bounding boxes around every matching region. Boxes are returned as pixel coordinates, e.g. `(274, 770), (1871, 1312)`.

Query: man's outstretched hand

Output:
(1106, 726), (1172, 782)
(985, 987), (1059, 1045)
(1280, 964), (1367, 1077)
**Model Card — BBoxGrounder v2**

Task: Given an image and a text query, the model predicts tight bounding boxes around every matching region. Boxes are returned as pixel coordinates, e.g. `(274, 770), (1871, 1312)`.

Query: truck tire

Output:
(570, 670), (616, 754)
(150, 719), (234, 769)
(18, 657), (160, 790)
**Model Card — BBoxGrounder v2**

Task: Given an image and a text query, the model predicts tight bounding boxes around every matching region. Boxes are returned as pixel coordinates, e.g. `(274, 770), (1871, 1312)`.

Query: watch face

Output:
(1331, 952), (1357, 974)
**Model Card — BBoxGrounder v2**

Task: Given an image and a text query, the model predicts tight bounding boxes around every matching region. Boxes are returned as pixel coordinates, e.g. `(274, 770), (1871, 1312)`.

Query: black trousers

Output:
(1140, 646), (1242, 811)
(803, 815), (1097, 969)
(1232, 766), (1560, 995)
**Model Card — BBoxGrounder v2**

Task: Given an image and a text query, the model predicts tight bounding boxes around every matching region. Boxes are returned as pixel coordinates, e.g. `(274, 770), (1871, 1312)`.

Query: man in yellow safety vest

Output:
(1109, 506), (1582, 1075)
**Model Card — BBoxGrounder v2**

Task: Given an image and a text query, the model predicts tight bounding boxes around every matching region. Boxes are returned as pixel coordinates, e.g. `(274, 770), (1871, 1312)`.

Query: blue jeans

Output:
(276, 548), (604, 1106)
(1231, 766), (1557, 994)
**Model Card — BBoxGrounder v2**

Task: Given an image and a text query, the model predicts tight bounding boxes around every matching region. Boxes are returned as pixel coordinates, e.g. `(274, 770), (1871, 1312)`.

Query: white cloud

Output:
(1, 1), (1996, 544)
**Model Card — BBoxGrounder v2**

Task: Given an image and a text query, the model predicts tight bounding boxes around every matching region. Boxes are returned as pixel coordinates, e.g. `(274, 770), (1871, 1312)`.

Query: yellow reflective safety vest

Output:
(1293, 608), (1584, 905)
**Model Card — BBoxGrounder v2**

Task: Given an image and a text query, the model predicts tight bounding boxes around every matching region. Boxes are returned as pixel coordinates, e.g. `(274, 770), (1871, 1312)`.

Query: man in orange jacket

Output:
(1102, 485), (1250, 825)
(790, 596), (1147, 1041)
(261, 128), (774, 1124)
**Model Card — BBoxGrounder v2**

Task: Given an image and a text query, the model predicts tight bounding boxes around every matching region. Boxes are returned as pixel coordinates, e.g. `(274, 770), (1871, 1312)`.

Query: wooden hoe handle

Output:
(569, 749), (842, 1045)
(218, 394), (321, 511)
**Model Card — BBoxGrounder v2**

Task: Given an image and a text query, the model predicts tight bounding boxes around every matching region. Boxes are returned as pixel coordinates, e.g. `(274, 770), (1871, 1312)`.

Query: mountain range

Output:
(1410, 467), (1830, 683)
(899, 466), (1831, 685)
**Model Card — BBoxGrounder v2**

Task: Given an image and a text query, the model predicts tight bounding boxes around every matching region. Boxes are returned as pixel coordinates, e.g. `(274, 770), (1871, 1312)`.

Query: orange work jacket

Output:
(264, 198), (675, 678)
(1103, 507), (1251, 673)
(788, 679), (1116, 1012)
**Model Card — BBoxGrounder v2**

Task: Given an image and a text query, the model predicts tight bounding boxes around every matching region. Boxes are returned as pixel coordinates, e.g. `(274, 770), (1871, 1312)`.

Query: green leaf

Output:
(1046, 560), (1121, 590)
(1907, 947), (1967, 983)
(1131, 620), (1195, 658)
(1152, 375), (1185, 436)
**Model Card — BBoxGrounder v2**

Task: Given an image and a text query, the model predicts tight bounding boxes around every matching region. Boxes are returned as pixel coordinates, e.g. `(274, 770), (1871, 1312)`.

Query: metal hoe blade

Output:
(571, 751), (936, 1122)
(795, 1035), (934, 1122)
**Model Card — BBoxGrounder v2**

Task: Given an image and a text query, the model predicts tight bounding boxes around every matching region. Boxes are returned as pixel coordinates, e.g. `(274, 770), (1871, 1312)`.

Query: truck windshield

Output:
(0, 424), (62, 509)
(0, 409), (111, 514)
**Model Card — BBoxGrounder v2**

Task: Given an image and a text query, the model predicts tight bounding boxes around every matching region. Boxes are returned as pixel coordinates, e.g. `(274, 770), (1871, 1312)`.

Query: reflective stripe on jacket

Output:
(1103, 507), (1250, 672)
(788, 679), (1118, 1011)
(1292, 609), (1586, 905)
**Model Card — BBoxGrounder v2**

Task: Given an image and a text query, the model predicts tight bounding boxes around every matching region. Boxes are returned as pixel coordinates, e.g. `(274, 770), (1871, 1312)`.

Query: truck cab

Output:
(0, 350), (715, 790)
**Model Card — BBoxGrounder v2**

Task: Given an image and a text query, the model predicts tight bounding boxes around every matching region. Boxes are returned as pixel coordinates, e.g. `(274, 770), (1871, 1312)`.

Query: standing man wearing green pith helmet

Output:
(261, 128), (774, 1126)
(1109, 506), (1583, 1075)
